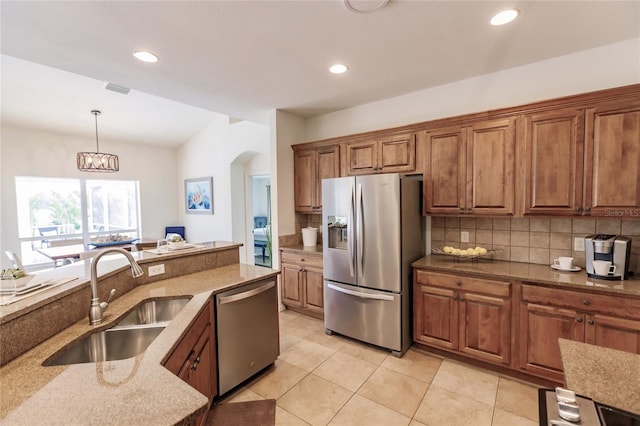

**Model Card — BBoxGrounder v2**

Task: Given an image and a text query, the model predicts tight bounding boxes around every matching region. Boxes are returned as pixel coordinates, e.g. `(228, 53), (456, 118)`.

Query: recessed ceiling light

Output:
(133, 51), (159, 63)
(330, 64), (348, 74)
(490, 9), (519, 26)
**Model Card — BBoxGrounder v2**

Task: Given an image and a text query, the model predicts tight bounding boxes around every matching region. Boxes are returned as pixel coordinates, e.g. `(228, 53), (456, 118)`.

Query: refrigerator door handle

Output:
(327, 283), (395, 301)
(348, 183), (355, 278)
(356, 183), (364, 279)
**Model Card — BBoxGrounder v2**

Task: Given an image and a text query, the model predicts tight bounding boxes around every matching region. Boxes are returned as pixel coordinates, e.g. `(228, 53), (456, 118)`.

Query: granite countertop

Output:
(280, 244), (323, 255)
(412, 255), (640, 297)
(0, 263), (279, 425)
(0, 241), (242, 324)
(559, 338), (640, 414)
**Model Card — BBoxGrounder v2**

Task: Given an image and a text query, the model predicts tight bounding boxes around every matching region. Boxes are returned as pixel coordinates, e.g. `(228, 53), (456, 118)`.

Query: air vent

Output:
(103, 82), (131, 95)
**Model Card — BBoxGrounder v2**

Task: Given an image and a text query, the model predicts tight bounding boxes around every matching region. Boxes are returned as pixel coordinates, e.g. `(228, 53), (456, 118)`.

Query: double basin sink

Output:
(43, 297), (191, 366)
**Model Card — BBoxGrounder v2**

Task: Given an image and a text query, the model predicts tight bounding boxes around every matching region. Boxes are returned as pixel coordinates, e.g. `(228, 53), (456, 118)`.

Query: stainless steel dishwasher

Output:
(216, 277), (279, 395)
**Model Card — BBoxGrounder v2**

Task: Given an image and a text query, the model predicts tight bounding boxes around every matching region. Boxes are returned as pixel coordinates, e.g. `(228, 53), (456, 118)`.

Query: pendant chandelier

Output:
(77, 110), (119, 172)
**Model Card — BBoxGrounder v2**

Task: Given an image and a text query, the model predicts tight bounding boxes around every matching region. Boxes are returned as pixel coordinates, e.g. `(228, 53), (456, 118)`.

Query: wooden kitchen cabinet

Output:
(424, 118), (515, 215)
(164, 300), (216, 426)
(346, 133), (416, 175)
(294, 145), (340, 213)
(280, 250), (324, 318)
(518, 283), (640, 382)
(414, 270), (512, 366)
(583, 98), (640, 217)
(521, 108), (585, 216)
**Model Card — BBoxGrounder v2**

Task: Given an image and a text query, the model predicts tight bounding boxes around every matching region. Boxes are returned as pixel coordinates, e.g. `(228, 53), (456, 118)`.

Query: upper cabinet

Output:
(346, 133), (416, 175)
(425, 118), (516, 216)
(294, 145), (340, 213)
(583, 98), (640, 217)
(521, 108), (585, 216)
(520, 98), (640, 217)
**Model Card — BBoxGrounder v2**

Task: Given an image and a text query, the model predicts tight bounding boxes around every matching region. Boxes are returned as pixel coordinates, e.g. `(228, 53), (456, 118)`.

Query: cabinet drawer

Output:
(281, 252), (323, 269)
(164, 300), (211, 372)
(414, 270), (510, 297)
(520, 284), (640, 320)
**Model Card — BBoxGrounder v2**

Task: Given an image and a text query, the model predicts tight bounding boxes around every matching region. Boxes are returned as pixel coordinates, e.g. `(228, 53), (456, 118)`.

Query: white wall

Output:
(251, 176), (270, 219)
(305, 38), (640, 141)
(176, 115), (269, 244)
(0, 125), (179, 267)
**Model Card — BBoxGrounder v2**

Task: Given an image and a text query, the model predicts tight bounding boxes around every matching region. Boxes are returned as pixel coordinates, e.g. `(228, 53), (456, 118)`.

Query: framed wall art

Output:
(184, 177), (213, 214)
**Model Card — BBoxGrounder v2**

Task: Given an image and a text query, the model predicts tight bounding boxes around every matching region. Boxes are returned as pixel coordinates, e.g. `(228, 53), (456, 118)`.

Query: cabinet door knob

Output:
(585, 207), (591, 212)
(452, 295), (458, 300)
(576, 317), (583, 323)
(588, 319), (594, 325)
(460, 208), (465, 212)
(583, 299), (590, 305)
(455, 280), (462, 286)
(459, 297), (465, 301)
(575, 207), (582, 212)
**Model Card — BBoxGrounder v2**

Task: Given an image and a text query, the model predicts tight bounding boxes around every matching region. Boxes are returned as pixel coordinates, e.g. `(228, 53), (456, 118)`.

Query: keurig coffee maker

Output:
(584, 235), (632, 280)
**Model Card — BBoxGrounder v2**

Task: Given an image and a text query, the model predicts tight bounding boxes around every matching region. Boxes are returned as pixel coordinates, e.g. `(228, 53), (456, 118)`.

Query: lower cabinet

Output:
(413, 270), (512, 366)
(413, 268), (640, 384)
(518, 283), (640, 382)
(280, 249), (324, 318)
(164, 299), (216, 426)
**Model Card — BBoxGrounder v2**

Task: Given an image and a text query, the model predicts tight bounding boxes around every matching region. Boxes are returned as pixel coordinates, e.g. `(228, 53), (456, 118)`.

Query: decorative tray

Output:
(432, 247), (502, 261)
(90, 238), (138, 247)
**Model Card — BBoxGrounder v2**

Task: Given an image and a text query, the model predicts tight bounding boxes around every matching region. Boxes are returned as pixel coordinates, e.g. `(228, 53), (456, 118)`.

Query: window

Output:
(15, 177), (141, 269)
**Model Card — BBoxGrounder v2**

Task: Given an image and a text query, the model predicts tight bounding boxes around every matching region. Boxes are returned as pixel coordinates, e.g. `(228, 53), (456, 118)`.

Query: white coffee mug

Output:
(554, 257), (574, 270)
(593, 260), (616, 276)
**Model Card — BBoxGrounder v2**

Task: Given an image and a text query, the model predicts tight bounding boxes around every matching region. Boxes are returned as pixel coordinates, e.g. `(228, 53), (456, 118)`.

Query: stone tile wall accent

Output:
(280, 214), (323, 247)
(431, 217), (640, 270)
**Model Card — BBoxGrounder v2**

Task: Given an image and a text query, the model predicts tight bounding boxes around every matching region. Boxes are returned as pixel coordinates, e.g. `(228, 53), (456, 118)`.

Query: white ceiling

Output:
(1, 1), (639, 147)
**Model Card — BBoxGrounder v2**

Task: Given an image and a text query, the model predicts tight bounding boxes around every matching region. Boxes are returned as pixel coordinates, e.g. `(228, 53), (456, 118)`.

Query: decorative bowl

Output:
(167, 241), (187, 249)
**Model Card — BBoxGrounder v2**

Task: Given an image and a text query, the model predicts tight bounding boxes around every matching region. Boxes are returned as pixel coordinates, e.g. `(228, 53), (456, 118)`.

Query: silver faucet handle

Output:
(99, 289), (116, 310)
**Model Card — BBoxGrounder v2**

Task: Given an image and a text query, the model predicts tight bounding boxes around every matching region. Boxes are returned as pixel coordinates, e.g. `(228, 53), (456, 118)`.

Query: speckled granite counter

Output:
(0, 263), (278, 425)
(280, 244), (323, 255)
(412, 255), (640, 297)
(559, 338), (640, 414)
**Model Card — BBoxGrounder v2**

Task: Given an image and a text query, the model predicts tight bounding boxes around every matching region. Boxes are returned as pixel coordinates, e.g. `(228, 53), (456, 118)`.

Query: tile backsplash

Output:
(430, 216), (640, 271)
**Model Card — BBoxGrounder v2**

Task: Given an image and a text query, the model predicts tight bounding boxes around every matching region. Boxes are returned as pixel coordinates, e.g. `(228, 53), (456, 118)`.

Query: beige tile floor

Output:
(219, 309), (540, 426)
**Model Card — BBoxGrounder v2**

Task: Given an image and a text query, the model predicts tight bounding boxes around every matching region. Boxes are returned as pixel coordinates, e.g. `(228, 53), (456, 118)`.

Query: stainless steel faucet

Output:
(89, 248), (144, 325)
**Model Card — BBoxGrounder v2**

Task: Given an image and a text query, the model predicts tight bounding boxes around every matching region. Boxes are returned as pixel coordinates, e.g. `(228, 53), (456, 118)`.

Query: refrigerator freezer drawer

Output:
(324, 280), (402, 352)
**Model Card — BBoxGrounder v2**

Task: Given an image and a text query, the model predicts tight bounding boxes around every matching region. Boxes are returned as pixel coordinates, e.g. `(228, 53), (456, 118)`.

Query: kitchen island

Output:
(0, 243), (279, 425)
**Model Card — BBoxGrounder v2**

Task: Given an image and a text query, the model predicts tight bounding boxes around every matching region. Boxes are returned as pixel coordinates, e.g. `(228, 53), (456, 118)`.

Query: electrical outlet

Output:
(148, 264), (165, 277)
(574, 237), (585, 252)
(461, 231), (469, 243)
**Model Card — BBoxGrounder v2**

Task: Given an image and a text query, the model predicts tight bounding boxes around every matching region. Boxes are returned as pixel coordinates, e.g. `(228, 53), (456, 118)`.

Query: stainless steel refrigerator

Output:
(322, 173), (424, 356)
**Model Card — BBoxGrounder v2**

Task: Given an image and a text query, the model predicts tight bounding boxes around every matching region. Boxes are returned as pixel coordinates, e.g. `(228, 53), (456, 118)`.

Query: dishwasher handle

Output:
(327, 283), (394, 301)
(218, 281), (275, 305)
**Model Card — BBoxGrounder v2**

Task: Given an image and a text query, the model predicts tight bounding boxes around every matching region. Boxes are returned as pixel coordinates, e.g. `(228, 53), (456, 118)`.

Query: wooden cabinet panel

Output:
(459, 292), (511, 365)
(584, 99), (640, 216)
(518, 303), (584, 382)
(424, 127), (466, 214)
(163, 300), (216, 426)
(378, 133), (416, 172)
(294, 150), (316, 212)
(413, 270), (511, 366)
(585, 314), (640, 354)
(280, 250), (324, 318)
(424, 118), (515, 215)
(414, 284), (457, 350)
(467, 118), (515, 215)
(346, 140), (377, 174)
(294, 146), (339, 213)
(303, 266), (324, 314)
(316, 146), (340, 210)
(281, 263), (303, 307)
(346, 133), (416, 175)
(522, 109), (584, 215)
